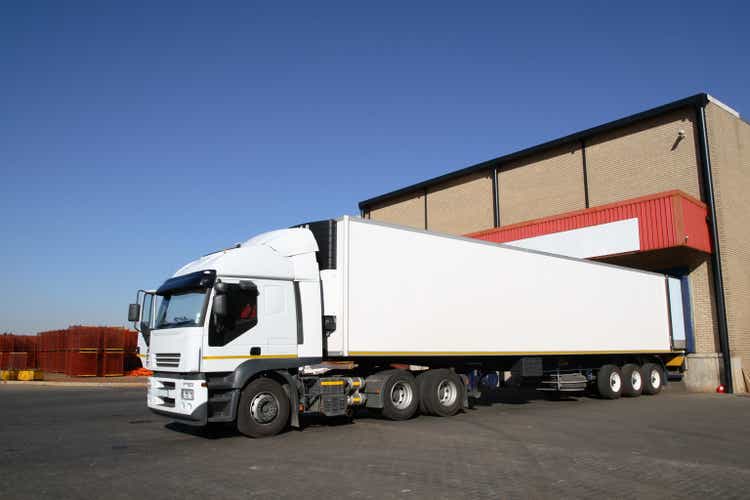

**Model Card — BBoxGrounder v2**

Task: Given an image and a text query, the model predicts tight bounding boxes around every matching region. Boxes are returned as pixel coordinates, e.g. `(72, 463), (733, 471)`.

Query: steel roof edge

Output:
(358, 93), (710, 210)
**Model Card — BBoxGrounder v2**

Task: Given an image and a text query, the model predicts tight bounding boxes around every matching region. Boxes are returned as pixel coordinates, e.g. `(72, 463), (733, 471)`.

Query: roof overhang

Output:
(467, 190), (711, 259)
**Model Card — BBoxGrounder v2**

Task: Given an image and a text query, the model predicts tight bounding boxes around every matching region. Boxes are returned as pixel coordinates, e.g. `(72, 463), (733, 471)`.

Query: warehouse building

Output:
(359, 93), (749, 393)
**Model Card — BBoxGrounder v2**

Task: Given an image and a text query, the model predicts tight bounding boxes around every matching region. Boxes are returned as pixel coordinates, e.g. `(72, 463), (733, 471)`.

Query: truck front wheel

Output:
(237, 378), (290, 438)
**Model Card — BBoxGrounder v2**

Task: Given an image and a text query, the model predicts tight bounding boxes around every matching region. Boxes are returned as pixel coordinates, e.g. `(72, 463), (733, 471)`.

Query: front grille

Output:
(155, 353), (181, 368)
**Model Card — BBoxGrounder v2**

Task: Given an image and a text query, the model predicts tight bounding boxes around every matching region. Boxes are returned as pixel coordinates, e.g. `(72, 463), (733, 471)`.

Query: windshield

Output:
(155, 290), (208, 329)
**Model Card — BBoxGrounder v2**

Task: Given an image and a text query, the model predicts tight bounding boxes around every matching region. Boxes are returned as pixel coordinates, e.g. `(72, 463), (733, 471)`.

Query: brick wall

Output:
(426, 172), (494, 234)
(367, 191), (425, 229)
(688, 259), (720, 354)
(705, 103), (750, 371)
(497, 144), (585, 225)
(586, 109), (703, 205)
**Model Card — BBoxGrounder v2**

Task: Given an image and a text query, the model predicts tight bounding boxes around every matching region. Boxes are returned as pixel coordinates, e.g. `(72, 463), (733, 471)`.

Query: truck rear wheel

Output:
(237, 378), (290, 438)
(380, 370), (419, 420)
(596, 364), (623, 399)
(420, 369), (463, 417)
(641, 363), (664, 395)
(621, 363), (643, 397)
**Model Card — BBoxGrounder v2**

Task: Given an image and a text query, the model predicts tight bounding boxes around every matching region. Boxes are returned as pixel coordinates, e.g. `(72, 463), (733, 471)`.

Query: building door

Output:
(660, 270), (695, 353)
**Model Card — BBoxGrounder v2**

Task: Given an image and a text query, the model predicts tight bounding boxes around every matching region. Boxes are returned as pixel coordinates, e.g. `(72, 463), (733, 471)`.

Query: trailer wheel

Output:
(237, 377), (290, 438)
(621, 364), (643, 397)
(420, 369), (463, 417)
(641, 363), (664, 395)
(380, 370), (419, 421)
(596, 365), (623, 399)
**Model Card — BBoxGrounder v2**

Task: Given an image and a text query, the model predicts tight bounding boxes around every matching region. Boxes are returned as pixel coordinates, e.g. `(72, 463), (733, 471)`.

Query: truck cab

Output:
(129, 227), (325, 427)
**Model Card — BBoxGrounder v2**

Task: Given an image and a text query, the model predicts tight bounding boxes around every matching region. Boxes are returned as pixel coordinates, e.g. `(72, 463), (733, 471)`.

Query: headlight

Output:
(181, 389), (194, 400)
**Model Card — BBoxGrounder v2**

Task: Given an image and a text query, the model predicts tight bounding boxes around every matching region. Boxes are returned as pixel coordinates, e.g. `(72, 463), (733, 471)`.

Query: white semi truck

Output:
(128, 216), (684, 438)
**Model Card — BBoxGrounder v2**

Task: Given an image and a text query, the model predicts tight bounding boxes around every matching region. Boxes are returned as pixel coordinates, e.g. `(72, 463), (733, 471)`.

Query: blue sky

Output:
(1, 1), (748, 332)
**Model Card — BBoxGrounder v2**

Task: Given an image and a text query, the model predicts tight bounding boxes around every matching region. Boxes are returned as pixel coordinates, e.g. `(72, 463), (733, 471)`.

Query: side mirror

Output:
(128, 303), (141, 322)
(213, 294), (228, 317)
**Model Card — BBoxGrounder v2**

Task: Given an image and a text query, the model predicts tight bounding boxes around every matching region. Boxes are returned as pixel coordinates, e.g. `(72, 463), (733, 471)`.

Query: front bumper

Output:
(147, 375), (208, 425)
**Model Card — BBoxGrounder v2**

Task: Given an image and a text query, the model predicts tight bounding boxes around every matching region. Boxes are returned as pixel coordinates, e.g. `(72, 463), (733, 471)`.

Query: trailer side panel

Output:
(340, 218), (672, 356)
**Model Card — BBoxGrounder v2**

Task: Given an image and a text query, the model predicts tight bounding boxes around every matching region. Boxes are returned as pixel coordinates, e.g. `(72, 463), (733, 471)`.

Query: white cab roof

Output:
(173, 227), (318, 280)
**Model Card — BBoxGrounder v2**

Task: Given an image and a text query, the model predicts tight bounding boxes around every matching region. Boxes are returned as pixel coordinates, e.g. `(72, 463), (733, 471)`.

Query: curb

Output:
(1, 380), (147, 388)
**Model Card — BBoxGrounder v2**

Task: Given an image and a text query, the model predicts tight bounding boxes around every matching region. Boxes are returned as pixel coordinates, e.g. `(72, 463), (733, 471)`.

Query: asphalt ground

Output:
(1, 384), (749, 499)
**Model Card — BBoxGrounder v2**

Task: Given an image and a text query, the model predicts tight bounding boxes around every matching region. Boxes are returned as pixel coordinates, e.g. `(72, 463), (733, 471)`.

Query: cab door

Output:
(201, 278), (297, 373)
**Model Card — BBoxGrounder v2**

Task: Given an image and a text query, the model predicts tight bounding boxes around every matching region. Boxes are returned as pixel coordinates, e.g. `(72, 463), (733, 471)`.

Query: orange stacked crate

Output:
(41, 332), (48, 372)
(101, 327), (125, 376)
(0, 333), (13, 369)
(8, 352), (28, 371)
(66, 326), (101, 377)
(37, 330), (58, 373)
(18, 335), (37, 369)
(124, 330), (140, 371)
(55, 330), (65, 373)
(42, 331), (52, 372)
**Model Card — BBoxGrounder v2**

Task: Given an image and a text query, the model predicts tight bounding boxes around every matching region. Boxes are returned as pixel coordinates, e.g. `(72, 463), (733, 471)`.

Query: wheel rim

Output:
(250, 392), (279, 424)
(390, 381), (414, 410)
(650, 369), (661, 389)
(609, 372), (622, 393)
(437, 379), (458, 407)
(631, 370), (642, 391)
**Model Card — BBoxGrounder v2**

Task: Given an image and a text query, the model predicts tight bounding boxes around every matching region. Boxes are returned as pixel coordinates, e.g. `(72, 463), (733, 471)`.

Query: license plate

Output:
(156, 388), (170, 398)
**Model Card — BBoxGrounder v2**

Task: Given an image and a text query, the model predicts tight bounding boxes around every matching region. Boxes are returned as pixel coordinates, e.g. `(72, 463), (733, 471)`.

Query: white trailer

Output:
(129, 216), (683, 437)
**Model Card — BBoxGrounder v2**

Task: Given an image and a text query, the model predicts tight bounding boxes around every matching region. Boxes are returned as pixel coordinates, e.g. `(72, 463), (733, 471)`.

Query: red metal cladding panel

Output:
(679, 195), (712, 253)
(468, 190), (710, 255)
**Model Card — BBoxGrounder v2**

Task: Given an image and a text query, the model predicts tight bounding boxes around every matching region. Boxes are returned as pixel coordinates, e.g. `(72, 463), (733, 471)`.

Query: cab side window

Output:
(209, 283), (259, 346)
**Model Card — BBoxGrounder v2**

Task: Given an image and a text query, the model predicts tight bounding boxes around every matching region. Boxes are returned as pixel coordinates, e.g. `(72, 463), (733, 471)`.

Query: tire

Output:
(621, 363), (643, 397)
(641, 363), (664, 395)
(237, 377), (290, 438)
(380, 370), (419, 420)
(596, 364), (623, 399)
(420, 369), (464, 417)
